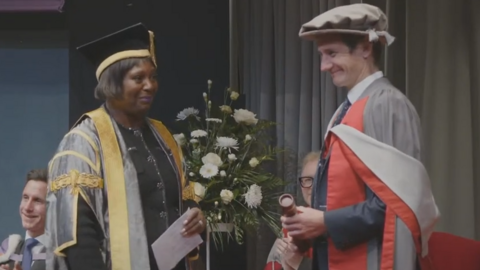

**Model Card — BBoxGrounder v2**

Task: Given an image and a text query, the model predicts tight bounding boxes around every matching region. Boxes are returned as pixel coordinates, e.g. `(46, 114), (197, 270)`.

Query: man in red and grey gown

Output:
(280, 4), (440, 270)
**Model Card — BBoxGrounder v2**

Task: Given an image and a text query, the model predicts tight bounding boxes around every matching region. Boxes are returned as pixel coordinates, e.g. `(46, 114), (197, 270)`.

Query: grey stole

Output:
(360, 77), (420, 270)
(317, 77), (419, 270)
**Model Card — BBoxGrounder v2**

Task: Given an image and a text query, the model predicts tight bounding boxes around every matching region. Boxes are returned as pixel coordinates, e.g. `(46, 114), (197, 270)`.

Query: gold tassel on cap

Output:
(148, 30), (157, 67)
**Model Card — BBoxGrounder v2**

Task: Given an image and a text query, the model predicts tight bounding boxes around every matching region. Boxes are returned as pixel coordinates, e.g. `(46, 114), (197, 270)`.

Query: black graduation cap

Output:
(77, 23), (157, 80)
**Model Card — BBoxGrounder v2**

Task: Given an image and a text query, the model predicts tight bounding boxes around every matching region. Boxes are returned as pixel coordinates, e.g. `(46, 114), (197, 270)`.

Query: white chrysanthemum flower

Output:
(199, 163), (218, 179)
(201, 153), (223, 167)
(220, 170), (227, 177)
(245, 134), (252, 141)
(215, 137), (239, 151)
(173, 133), (186, 146)
(220, 189), (234, 204)
(249, 157), (260, 168)
(206, 118), (222, 123)
(191, 129), (208, 138)
(193, 182), (206, 200)
(232, 109), (258, 125)
(228, 154), (237, 161)
(190, 139), (199, 144)
(176, 107), (200, 121)
(244, 184), (263, 208)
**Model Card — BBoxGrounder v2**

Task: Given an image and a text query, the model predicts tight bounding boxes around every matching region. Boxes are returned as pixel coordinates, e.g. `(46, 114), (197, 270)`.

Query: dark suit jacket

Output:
(5, 239), (46, 270)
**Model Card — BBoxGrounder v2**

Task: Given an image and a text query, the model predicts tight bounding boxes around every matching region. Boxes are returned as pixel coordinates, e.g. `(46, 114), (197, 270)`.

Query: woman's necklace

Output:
(117, 122), (143, 135)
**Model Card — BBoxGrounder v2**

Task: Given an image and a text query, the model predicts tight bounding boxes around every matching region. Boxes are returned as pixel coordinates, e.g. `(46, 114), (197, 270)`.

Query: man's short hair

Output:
(94, 56), (154, 100)
(25, 168), (48, 184)
(339, 34), (383, 67)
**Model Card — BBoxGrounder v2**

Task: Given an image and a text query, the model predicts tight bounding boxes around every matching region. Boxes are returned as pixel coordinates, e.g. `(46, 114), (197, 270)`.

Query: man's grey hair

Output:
(94, 57), (153, 100)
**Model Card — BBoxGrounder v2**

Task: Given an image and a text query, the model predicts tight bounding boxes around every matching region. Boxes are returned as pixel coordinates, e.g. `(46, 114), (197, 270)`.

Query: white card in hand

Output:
(151, 209), (203, 270)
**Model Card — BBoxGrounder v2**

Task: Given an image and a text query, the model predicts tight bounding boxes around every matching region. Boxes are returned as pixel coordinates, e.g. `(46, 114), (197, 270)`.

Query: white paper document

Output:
(151, 209), (204, 270)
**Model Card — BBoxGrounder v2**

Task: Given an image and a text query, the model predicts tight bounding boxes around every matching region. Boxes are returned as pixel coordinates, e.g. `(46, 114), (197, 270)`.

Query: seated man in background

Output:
(0, 169), (48, 270)
(264, 152), (320, 270)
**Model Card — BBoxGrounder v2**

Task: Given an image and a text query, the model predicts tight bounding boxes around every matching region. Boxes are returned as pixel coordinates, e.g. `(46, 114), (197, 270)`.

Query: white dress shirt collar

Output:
(347, 71), (384, 103)
(25, 232), (45, 247)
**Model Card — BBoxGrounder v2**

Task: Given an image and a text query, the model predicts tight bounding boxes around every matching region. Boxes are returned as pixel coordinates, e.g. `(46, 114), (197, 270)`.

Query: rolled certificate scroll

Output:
(279, 194), (311, 254)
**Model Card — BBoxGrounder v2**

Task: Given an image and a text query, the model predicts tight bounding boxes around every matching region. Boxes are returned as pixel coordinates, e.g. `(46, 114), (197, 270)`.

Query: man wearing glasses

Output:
(264, 152), (319, 270)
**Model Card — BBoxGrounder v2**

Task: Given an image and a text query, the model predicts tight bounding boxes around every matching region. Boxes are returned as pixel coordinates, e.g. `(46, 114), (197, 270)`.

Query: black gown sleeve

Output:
(183, 199), (200, 210)
(64, 196), (107, 270)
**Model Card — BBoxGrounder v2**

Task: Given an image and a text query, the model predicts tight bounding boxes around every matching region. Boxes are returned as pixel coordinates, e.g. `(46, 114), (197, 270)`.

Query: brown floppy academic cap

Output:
(299, 3), (395, 46)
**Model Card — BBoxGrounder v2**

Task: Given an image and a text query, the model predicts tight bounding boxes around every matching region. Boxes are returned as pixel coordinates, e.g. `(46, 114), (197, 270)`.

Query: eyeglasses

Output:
(298, 176), (313, 188)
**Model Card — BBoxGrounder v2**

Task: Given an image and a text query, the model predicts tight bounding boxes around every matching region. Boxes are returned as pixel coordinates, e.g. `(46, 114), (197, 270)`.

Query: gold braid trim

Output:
(50, 170), (104, 195)
(182, 182), (196, 202)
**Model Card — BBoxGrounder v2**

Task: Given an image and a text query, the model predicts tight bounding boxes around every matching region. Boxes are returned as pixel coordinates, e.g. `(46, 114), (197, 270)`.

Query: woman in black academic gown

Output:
(45, 23), (205, 270)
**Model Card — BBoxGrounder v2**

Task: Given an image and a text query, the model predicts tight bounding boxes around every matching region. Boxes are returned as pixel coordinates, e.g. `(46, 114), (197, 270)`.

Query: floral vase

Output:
(208, 222), (234, 233)
(204, 222), (246, 270)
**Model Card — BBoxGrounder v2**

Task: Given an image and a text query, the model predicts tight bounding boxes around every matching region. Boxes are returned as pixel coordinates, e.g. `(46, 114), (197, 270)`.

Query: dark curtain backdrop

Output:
(67, 0), (230, 129)
(68, 1), (242, 269)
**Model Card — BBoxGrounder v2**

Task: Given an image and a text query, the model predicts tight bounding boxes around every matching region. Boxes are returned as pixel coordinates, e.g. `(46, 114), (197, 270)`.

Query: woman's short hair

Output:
(94, 57), (153, 100)
(302, 151), (321, 168)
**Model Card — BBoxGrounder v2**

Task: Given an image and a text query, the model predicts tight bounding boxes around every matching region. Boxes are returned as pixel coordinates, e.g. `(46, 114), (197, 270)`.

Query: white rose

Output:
(233, 109), (258, 125)
(189, 172), (195, 177)
(249, 157), (259, 168)
(201, 153), (223, 167)
(193, 182), (206, 200)
(230, 91), (240, 100)
(220, 170), (227, 177)
(199, 163), (219, 178)
(245, 134), (252, 141)
(228, 154), (237, 161)
(220, 189), (234, 204)
(219, 105), (232, 114)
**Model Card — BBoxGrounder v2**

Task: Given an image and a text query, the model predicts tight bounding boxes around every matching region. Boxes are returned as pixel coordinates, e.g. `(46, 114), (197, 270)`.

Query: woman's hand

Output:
(281, 235), (303, 270)
(182, 208), (206, 237)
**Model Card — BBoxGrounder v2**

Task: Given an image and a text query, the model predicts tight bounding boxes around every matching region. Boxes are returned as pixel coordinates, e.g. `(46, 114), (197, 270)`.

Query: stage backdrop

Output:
(67, 0), (243, 269)
(0, 29), (69, 240)
(67, 0), (230, 128)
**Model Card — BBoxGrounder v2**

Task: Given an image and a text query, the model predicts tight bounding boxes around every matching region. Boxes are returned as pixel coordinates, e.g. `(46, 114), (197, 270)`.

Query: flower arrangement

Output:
(173, 80), (286, 249)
